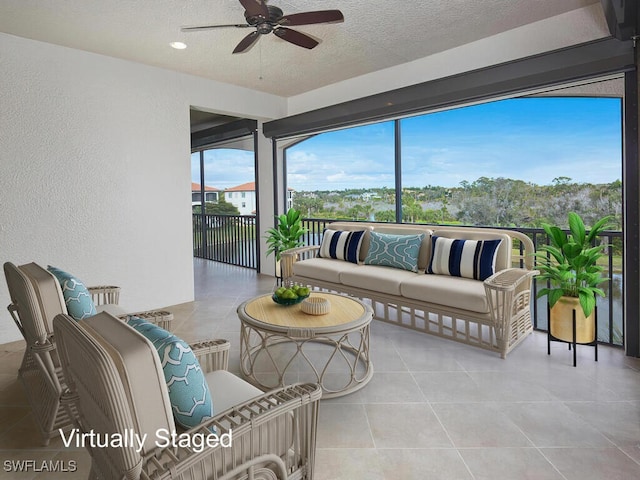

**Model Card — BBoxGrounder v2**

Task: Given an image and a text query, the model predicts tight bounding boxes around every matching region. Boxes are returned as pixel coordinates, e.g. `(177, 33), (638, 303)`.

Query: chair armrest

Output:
(119, 310), (174, 331)
(281, 245), (320, 281)
(190, 339), (230, 373)
(88, 285), (121, 306)
(141, 382), (322, 480)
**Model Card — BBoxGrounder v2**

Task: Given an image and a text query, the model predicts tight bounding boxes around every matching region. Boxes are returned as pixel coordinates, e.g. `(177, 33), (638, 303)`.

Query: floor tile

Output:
(459, 447), (564, 480)
(432, 403), (533, 448)
(366, 403), (452, 448)
(377, 449), (473, 480)
(540, 447), (640, 480)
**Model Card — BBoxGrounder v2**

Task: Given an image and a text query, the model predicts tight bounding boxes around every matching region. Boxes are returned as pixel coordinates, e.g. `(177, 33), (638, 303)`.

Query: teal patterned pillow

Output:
(47, 266), (97, 321)
(364, 231), (425, 272)
(127, 317), (214, 429)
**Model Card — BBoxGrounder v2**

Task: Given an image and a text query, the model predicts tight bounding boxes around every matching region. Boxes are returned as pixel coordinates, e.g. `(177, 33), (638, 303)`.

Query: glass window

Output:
(286, 121), (396, 221)
(400, 97), (622, 229)
(191, 148), (255, 206)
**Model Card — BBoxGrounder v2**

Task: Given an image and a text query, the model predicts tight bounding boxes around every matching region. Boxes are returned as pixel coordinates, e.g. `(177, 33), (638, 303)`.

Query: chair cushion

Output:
(427, 236), (502, 281)
(81, 313), (175, 456)
(47, 266), (97, 320)
(127, 317), (214, 430)
(318, 229), (366, 264)
(15, 263), (67, 337)
(205, 370), (263, 413)
(364, 231), (425, 272)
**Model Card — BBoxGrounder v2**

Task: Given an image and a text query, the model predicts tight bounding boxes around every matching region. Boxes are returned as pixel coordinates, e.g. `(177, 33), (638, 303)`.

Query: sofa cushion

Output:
(371, 226), (433, 270)
(364, 231), (425, 272)
(127, 317), (214, 430)
(432, 229), (511, 272)
(47, 266), (97, 321)
(400, 274), (490, 313)
(319, 229), (366, 264)
(293, 257), (360, 284)
(427, 236), (502, 281)
(326, 223), (374, 262)
(341, 265), (419, 296)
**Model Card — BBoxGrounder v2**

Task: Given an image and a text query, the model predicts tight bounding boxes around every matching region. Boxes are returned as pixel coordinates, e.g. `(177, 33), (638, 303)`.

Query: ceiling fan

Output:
(181, 0), (344, 53)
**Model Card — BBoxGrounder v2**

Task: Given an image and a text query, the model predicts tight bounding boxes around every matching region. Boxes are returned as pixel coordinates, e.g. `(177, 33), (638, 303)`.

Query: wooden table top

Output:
(241, 292), (369, 330)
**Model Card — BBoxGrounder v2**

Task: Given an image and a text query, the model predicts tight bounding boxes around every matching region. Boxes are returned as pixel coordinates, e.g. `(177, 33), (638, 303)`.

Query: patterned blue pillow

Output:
(427, 236), (502, 281)
(318, 229), (366, 264)
(127, 317), (214, 430)
(364, 231), (425, 272)
(47, 266), (97, 321)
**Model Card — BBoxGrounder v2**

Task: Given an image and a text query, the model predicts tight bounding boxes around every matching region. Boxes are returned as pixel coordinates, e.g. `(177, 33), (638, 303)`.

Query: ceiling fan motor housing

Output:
(245, 5), (283, 34)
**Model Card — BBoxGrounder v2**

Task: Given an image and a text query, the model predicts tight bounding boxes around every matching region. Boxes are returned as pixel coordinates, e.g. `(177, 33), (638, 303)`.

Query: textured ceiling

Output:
(0, 0), (601, 97)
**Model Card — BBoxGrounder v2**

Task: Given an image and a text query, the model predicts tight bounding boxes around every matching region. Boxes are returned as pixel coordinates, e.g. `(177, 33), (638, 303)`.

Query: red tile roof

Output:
(191, 183), (219, 191)
(225, 181), (294, 192)
(225, 181), (255, 192)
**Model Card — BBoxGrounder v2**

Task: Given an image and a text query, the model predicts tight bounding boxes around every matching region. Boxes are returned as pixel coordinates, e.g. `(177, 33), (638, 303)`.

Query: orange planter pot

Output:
(550, 296), (595, 344)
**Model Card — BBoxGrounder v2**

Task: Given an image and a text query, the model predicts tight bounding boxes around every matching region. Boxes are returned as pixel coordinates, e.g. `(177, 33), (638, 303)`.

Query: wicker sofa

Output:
(281, 222), (538, 358)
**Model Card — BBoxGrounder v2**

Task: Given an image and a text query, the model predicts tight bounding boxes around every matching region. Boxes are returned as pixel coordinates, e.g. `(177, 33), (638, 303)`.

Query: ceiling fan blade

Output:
(233, 31), (261, 53)
(279, 10), (344, 26)
(273, 27), (319, 49)
(239, 0), (269, 19)
(181, 24), (251, 32)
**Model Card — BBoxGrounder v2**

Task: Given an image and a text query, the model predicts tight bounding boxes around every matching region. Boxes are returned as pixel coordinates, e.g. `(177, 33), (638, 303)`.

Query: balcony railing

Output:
(192, 215), (624, 347)
(193, 214), (257, 269)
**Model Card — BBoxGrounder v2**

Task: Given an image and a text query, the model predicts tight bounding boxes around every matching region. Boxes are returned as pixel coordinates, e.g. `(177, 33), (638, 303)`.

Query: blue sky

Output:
(194, 97), (622, 191)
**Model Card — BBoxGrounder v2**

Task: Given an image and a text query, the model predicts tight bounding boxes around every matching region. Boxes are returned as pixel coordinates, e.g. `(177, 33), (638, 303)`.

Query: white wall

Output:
(287, 4), (610, 114)
(0, 32), (286, 343)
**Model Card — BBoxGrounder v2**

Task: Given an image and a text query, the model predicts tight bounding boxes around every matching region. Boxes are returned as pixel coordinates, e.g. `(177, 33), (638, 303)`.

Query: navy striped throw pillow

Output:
(318, 229), (366, 264)
(427, 236), (502, 281)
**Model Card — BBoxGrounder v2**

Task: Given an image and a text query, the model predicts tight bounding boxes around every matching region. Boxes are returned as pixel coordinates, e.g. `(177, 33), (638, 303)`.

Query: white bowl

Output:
(301, 296), (331, 315)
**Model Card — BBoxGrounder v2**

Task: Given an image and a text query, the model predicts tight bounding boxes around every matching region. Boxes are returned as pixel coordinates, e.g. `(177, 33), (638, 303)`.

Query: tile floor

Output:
(1, 258), (639, 479)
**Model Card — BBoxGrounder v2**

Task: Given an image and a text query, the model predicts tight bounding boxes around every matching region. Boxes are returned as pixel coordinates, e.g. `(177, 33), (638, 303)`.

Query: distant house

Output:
(191, 183), (220, 206)
(224, 181), (294, 216)
(224, 182), (257, 216)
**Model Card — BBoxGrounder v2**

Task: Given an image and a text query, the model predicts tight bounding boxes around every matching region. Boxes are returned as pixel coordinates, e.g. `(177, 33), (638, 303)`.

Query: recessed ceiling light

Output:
(170, 42), (187, 50)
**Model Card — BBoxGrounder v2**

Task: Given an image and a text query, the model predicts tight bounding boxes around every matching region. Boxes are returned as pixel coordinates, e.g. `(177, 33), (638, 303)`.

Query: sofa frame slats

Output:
(282, 223), (539, 358)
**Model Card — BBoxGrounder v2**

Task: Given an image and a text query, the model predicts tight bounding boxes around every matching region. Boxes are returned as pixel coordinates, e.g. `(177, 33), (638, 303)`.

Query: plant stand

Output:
(547, 304), (598, 367)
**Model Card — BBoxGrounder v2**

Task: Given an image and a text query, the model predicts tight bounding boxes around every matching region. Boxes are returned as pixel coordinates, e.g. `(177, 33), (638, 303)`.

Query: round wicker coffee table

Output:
(238, 292), (373, 398)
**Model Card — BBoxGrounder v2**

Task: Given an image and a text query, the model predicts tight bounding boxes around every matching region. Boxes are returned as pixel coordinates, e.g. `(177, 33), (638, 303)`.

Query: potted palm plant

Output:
(264, 208), (308, 274)
(535, 212), (612, 343)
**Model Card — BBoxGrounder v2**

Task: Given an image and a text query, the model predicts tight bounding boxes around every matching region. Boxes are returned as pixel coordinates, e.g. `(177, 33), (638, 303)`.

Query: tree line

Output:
(292, 176), (622, 230)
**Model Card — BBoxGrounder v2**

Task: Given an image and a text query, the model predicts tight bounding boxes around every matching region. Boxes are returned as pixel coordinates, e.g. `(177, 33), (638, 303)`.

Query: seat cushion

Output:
(47, 266), (97, 320)
(95, 303), (126, 316)
(127, 317), (214, 430)
(205, 370), (263, 413)
(340, 265), (418, 296)
(318, 229), (366, 264)
(400, 274), (490, 313)
(293, 257), (361, 284)
(364, 231), (425, 273)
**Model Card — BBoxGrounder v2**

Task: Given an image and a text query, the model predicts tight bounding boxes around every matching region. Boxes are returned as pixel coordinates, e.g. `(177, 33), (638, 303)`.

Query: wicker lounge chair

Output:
(2, 261), (173, 445)
(53, 311), (321, 480)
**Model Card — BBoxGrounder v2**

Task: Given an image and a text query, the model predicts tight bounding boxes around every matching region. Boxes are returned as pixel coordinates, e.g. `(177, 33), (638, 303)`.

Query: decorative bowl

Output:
(271, 293), (309, 305)
(271, 282), (310, 305)
(301, 296), (331, 315)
